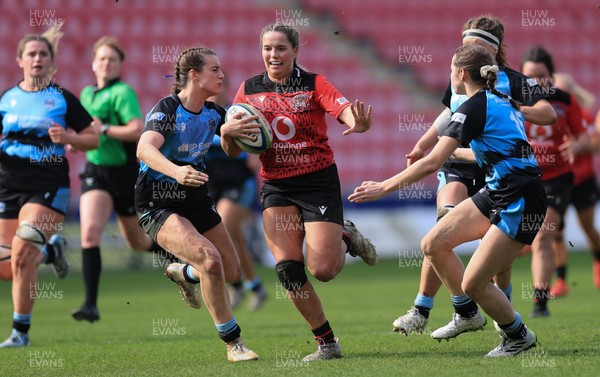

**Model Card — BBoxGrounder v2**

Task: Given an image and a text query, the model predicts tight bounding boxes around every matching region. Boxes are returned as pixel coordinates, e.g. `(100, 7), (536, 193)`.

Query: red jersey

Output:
(233, 69), (351, 180)
(525, 88), (585, 181)
(572, 108), (596, 186)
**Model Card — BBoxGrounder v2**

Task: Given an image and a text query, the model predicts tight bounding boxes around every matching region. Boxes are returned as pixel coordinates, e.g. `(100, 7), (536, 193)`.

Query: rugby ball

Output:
(225, 103), (272, 154)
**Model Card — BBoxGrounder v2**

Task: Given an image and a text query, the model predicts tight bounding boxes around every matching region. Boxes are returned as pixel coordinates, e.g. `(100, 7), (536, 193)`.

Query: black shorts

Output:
(542, 173), (573, 216)
(136, 195), (221, 243)
(80, 163), (138, 216)
(261, 164), (343, 225)
(437, 161), (487, 197)
(206, 159), (257, 210)
(0, 187), (70, 218)
(571, 176), (600, 210)
(472, 180), (547, 245)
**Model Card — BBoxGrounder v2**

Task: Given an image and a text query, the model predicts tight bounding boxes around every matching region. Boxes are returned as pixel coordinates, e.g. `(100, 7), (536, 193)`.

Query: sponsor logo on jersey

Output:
(526, 78), (538, 87)
(148, 112), (167, 121)
(336, 97), (349, 105)
(451, 112), (466, 124)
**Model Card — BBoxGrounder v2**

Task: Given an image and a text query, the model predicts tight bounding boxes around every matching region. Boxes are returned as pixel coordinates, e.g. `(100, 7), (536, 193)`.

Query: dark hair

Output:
(454, 44), (520, 110)
(93, 36), (125, 61)
(260, 23), (301, 69)
(520, 45), (555, 76)
(171, 47), (217, 94)
(462, 15), (508, 67)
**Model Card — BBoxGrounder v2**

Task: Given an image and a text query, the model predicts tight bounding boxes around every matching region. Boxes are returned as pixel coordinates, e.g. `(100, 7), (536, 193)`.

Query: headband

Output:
(462, 29), (500, 50)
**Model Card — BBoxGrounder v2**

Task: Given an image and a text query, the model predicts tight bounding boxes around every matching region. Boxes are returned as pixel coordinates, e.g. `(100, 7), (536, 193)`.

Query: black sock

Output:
(499, 320), (527, 340)
(453, 300), (478, 318)
(556, 265), (567, 280)
(232, 280), (243, 290)
(593, 250), (600, 262)
(44, 244), (56, 264)
(533, 288), (549, 308)
(311, 320), (336, 345)
(415, 305), (430, 319)
(13, 321), (30, 335)
(342, 232), (352, 254)
(82, 247), (101, 307)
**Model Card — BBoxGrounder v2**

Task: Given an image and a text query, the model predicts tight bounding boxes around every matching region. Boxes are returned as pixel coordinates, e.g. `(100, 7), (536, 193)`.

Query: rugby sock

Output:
(311, 320), (336, 345)
(533, 288), (549, 308)
(498, 312), (527, 340)
(232, 280), (243, 290)
(593, 250), (600, 262)
(184, 264), (200, 284)
(82, 247), (101, 307)
(414, 294), (434, 318)
(42, 244), (55, 264)
(342, 232), (352, 253)
(451, 294), (478, 318)
(245, 277), (263, 292)
(216, 317), (241, 343)
(12, 312), (31, 334)
(501, 283), (512, 302)
(556, 265), (567, 280)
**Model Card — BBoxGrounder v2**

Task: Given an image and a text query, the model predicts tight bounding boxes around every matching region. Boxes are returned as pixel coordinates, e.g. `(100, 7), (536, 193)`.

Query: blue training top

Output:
(0, 83), (92, 190)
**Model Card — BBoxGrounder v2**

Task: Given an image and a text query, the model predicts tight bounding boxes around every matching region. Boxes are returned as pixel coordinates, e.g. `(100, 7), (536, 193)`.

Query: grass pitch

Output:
(0, 242), (599, 376)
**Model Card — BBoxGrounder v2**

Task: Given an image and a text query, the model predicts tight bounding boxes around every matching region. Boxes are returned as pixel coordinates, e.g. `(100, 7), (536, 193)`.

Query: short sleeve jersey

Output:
(136, 94), (225, 208)
(233, 68), (351, 180)
(443, 90), (542, 201)
(524, 88), (585, 181)
(80, 78), (142, 166)
(0, 83), (92, 190)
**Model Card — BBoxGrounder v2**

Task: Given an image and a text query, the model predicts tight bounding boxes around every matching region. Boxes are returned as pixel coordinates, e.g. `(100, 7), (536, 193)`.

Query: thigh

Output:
(425, 198), (490, 253)
(0, 219), (18, 246)
(203, 221), (240, 274)
(304, 221), (343, 268)
(80, 190), (114, 233)
(262, 206), (305, 263)
(116, 213), (151, 250)
(18, 203), (65, 240)
(464, 225), (524, 288)
(216, 198), (251, 229)
(436, 181), (469, 208)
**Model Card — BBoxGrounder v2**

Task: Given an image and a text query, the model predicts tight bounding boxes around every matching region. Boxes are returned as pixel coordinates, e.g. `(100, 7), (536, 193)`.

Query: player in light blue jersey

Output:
(394, 15), (555, 339)
(135, 47), (260, 362)
(351, 44), (545, 357)
(0, 27), (98, 348)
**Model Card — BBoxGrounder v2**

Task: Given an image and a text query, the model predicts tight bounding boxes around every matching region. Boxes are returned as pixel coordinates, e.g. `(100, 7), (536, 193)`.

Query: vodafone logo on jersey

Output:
(528, 124), (552, 141)
(271, 116), (296, 141)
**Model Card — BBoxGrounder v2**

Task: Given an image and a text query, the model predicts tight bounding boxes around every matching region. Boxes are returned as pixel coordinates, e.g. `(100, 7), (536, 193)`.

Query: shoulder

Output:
(112, 81), (138, 96)
(148, 94), (180, 120)
(204, 100), (227, 118)
(242, 74), (267, 95)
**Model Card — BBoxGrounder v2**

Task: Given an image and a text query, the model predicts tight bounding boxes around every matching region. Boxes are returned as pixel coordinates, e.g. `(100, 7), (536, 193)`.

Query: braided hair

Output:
(454, 44), (521, 110)
(171, 47), (217, 94)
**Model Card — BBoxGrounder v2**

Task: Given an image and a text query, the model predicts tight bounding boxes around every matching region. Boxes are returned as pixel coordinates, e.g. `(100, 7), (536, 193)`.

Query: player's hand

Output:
(406, 148), (424, 167)
(348, 180), (385, 203)
(221, 112), (261, 141)
(343, 100), (372, 135)
(172, 165), (208, 187)
(558, 135), (574, 164)
(48, 123), (71, 145)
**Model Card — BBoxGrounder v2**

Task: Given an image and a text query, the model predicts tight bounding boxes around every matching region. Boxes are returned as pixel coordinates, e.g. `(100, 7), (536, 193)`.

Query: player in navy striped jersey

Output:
(0, 27), (99, 348)
(351, 44), (544, 357)
(135, 47), (259, 362)
(395, 15), (556, 340)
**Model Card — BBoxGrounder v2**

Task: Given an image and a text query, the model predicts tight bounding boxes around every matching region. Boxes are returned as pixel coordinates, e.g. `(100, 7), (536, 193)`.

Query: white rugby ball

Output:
(225, 103), (272, 154)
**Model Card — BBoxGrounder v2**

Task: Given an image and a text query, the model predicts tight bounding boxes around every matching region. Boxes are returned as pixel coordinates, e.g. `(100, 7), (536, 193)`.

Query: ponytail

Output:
(480, 65), (521, 110)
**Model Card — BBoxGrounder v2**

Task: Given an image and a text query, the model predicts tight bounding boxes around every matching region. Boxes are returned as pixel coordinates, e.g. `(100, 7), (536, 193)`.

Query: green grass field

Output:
(1, 242), (599, 376)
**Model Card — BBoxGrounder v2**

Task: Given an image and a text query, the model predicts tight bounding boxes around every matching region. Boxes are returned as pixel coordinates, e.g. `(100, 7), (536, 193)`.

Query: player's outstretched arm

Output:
(340, 100), (372, 135)
(407, 108), (452, 166)
(349, 136), (460, 203)
(521, 100), (556, 125)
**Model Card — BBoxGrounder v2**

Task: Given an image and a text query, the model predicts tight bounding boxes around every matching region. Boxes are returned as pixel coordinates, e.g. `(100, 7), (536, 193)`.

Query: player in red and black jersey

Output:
(226, 24), (376, 362)
(521, 46), (587, 317)
(551, 73), (600, 294)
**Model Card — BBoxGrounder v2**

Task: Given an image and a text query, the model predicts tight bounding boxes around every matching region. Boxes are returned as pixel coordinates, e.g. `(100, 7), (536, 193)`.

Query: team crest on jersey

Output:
(292, 94), (311, 111)
(208, 118), (216, 132)
(44, 98), (55, 108)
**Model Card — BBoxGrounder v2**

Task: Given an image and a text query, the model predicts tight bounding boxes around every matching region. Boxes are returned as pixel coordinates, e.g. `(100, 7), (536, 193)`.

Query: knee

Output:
(276, 260), (308, 291)
(81, 224), (103, 247)
(225, 265), (242, 283)
(420, 235), (440, 258)
(309, 266), (337, 282)
(189, 245), (223, 277)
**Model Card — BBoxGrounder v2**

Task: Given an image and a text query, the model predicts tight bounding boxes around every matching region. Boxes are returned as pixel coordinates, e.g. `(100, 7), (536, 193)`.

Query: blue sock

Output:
(501, 283), (512, 302)
(244, 278), (262, 292)
(13, 312), (31, 325)
(451, 294), (478, 317)
(184, 265), (200, 283)
(414, 294), (434, 318)
(216, 317), (241, 343)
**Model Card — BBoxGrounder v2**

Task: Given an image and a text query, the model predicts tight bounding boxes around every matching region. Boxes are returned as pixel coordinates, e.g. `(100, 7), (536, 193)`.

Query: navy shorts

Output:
(542, 173), (573, 216)
(0, 187), (70, 218)
(261, 164), (343, 225)
(472, 180), (548, 245)
(80, 163), (138, 216)
(570, 176), (599, 210)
